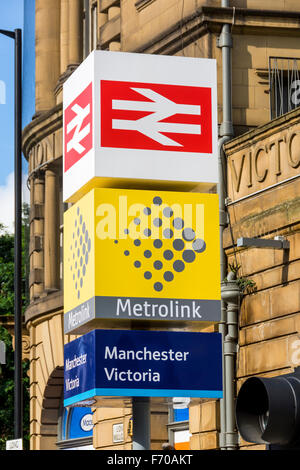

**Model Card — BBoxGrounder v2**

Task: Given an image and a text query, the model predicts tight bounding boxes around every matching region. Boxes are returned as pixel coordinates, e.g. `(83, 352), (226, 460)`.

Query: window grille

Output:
(269, 56), (300, 119)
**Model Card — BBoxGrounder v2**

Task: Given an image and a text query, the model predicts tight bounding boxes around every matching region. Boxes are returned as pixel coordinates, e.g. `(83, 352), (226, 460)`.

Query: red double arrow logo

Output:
(101, 80), (212, 154)
(64, 83), (93, 172)
(64, 80), (213, 173)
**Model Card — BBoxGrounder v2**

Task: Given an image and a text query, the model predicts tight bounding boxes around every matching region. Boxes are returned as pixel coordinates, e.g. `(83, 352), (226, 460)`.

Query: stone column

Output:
(29, 177), (35, 301)
(44, 167), (60, 292)
(69, 0), (83, 66)
(35, 0), (60, 112)
(60, 0), (69, 75)
(31, 175), (44, 299)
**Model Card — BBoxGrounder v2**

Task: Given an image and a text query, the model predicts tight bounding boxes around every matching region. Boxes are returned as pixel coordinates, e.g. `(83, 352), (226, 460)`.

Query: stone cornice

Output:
(134, 6), (300, 55)
(224, 106), (300, 156)
(22, 103), (63, 161)
(0, 315), (30, 359)
(54, 64), (80, 98)
(24, 290), (63, 326)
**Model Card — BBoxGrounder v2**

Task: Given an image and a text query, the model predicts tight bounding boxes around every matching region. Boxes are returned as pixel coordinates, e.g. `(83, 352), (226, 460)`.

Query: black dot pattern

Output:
(114, 195), (207, 293)
(68, 207), (91, 300)
(154, 239), (163, 249)
(154, 260), (163, 270)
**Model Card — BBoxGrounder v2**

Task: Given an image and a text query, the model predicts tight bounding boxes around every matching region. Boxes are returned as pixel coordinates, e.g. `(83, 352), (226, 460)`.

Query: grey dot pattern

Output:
(173, 239), (185, 251)
(173, 260), (185, 272)
(154, 282), (163, 292)
(154, 239), (163, 249)
(164, 271), (174, 282)
(154, 260), (163, 270)
(173, 218), (184, 230)
(114, 195), (207, 293)
(182, 228), (195, 241)
(163, 207), (173, 218)
(69, 207), (91, 300)
(163, 228), (173, 239)
(193, 238), (206, 253)
(182, 250), (196, 263)
(153, 217), (162, 227)
(153, 196), (162, 206)
(163, 250), (174, 260)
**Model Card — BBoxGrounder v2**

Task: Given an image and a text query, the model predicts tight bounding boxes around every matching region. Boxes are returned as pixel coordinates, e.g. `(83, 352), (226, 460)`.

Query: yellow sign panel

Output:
(64, 188), (220, 333)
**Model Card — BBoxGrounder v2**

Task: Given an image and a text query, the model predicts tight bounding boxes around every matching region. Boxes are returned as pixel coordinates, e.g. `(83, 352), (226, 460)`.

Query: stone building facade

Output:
(21, 0), (300, 450)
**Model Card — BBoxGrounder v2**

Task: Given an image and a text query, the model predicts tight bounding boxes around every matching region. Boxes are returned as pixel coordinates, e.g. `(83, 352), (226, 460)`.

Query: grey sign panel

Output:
(0, 340), (5, 364)
(64, 296), (221, 334)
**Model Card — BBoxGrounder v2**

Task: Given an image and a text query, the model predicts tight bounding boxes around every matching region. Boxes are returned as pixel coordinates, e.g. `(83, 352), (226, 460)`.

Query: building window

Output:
(91, 1), (98, 51)
(167, 399), (190, 450)
(269, 56), (300, 120)
(83, 0), (98, 59)
(57, 406), (94, 450)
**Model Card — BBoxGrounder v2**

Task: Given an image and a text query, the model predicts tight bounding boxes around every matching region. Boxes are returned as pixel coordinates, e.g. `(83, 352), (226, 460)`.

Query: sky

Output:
(0, 0), (35, 233)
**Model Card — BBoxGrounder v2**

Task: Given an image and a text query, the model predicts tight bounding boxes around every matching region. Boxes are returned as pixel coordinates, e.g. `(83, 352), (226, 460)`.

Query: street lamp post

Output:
(0, 28), (23, 441)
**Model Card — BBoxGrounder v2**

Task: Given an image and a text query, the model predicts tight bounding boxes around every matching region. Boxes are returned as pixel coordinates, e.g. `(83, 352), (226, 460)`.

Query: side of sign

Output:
(64, 329), (223, 408)
(63, 51), (218, 202)
(63, 188), (221, 334)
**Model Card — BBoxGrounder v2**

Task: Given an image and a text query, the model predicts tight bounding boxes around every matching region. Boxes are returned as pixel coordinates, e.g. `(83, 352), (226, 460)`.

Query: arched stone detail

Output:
(28, 309), (65, 450)
(39, 366), (64, 449)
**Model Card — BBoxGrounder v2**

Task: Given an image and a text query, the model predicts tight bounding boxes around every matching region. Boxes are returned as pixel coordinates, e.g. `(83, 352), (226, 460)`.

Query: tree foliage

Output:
(0, 223), (14, 315)
(0, 204), (30, 449)
(0, 325), (30, 450)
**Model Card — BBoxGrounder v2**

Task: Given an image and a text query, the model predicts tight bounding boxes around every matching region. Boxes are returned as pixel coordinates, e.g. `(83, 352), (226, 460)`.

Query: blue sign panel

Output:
(64, 329), (222, 407)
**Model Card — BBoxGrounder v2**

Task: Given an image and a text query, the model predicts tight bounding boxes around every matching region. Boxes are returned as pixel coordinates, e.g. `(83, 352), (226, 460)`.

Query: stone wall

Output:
(224, 106), (300, 449)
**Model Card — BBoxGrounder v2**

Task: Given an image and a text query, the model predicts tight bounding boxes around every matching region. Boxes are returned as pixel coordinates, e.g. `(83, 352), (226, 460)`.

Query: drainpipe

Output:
(217, 0), (235, 450)
(218, 136), (230, 451)
(221, 272), (241, 450)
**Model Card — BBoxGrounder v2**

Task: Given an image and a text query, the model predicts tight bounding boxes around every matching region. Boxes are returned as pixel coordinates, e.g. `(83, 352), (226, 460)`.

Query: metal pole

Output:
(0, 26), (23, 441)
(132, 397), (151, 450)
(14, 28), (23, 440)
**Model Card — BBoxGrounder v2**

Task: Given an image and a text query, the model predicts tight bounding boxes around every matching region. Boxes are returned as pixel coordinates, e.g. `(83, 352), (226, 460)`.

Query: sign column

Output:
(62, 50), (222, 450)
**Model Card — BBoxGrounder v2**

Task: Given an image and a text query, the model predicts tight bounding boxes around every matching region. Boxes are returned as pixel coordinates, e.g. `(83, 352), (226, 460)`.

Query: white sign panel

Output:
(63, 50), (218, 202)
(112, 423), (124, 443)
(6, 439), (23, 450)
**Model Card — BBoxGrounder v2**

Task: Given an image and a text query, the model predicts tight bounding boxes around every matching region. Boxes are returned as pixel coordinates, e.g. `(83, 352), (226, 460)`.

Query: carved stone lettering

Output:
(227, 122), (300, 201)
(254, 146), (268, 183)
(230, 154), (245, 193)
(246, 151), (252, 188)
(287, 131), (300, 169)
(269, 136), (285, 176)
(34, 142), (46, 167)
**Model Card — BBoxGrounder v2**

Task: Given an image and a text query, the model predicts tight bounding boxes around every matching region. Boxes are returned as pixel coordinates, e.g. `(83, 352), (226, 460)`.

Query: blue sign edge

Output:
(64, 388), (223, 407)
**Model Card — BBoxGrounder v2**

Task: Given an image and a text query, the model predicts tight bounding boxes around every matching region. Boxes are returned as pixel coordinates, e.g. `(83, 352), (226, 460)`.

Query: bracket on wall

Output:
(237, 236), (290, 250)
